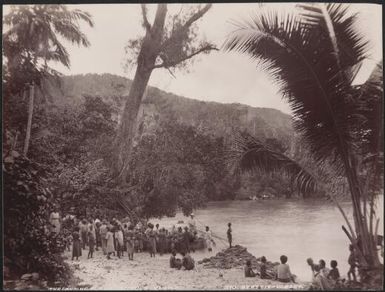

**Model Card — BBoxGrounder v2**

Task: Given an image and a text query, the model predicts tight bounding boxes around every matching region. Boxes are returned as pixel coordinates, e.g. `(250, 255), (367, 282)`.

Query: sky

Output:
(3, 3), (383, 114)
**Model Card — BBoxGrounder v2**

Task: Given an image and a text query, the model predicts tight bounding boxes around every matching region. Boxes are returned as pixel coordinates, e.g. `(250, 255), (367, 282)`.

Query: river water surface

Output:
(153, 196), (383, 282)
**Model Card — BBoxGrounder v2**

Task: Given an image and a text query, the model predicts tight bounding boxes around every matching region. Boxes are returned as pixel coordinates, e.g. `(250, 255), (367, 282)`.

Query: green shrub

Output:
(3, 153), (72, 285)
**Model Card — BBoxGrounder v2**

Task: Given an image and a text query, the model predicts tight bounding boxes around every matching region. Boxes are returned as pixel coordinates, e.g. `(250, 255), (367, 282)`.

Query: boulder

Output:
(20, 274), (32, 281)
(31, 273), (39, 281)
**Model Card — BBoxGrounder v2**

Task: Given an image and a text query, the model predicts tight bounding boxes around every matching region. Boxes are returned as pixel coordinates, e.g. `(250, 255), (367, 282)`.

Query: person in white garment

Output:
(49, 206), (61, 234)
(188, 213), (197, 232)
(204, 226), (214, 252)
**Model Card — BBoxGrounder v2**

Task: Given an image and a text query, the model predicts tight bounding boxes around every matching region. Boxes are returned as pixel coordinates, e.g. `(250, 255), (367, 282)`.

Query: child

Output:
(347, 244), (357, 282)
(88, 227), (95, 259)
(319, 259), (330, 277)
(205, 226), (214, 252)
(276, 255), (296, 283)
(181, 252), (195, 270)
(306, 257), (316, 280)
(313, 264), (332, 290)
(170, 250), (182, 270)
(72, 227), (82, 261)
(244, 260), (256, 277)
(260, 256), (272, 279)
(328, 260), (340, 282)
(227, 223), (232, 248)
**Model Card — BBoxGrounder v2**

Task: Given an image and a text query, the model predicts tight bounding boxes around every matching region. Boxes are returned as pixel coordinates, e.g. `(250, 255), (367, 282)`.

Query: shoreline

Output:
(64, 248), (310, 290)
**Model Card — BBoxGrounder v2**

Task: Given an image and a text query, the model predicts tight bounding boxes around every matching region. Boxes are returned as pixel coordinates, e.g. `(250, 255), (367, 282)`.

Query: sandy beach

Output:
(64, 248), (309, 290)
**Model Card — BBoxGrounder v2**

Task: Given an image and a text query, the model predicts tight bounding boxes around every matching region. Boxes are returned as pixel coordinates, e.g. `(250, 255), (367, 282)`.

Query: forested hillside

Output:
(46, 73), (294, 146)
(39, 73), (304, 202)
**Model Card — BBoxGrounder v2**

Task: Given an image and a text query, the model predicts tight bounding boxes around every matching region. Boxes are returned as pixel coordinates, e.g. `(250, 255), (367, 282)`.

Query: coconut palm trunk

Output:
(23, 82), (34, 157)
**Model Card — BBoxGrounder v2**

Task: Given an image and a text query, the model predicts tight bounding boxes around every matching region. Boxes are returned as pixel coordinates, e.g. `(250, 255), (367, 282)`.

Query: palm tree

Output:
(3, 5), (94, 156)
(224, 3), (383, 281)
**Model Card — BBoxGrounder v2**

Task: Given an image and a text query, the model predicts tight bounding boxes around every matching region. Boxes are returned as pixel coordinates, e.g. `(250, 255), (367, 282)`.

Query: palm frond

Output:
(227, 132), (317, 194)
(223, 5), (370, 175)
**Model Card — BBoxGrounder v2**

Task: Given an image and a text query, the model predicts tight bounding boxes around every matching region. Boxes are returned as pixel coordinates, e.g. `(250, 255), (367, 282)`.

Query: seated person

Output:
(319, 259), (330, 277)
(313, 264), (332, 290)
(244, 260), (257, 277)
(181, 252), (195, 270)
(276, 255), (296, 283)
(327, 260), (341, 288)
(260, 256), (272, 279)
(169, 250), (182, 270)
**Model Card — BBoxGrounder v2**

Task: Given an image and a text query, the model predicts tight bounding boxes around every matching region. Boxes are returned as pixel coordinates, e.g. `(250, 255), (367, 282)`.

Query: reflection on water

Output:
(153, 197), (383, 282)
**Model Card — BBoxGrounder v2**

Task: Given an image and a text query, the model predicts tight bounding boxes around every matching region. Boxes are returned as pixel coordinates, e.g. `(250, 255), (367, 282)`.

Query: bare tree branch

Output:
(141, 4), (151, 32)
(183, 4), (212, 29)
(160, 4), (212, 51)
(166, 67), (176, 79)
(152, 45), (218, 69)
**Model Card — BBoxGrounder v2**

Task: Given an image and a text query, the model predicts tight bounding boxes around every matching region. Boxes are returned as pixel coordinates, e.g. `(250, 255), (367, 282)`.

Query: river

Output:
(152, 196), (383, 282)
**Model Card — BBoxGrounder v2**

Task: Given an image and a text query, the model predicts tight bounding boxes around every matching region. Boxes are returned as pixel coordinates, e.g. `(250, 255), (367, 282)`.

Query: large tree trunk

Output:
(23, 83), (34, 157)
(114, 4), (168, 183)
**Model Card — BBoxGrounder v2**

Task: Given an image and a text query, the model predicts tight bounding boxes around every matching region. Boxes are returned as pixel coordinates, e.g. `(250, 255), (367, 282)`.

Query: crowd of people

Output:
(61, 212), (218, 273)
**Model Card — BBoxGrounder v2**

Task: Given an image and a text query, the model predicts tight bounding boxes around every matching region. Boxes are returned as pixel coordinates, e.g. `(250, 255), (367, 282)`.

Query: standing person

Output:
(144, 223), (152, 252)
(190, 231), (197, 253)
(100, 220), (108, 255)
(134, 228), (140, 253)
(155, 224), (160, 254)
(182, 226), (190, 254)
(115, 225), (124, 258)
(188, 213), (196, 233)
(227, 222), (232, 248)
(158, 228), (166, 256)
(80, 219), (89, 249)
(347, 244), (358, 282)
(105, 227), (115, 259)
(72, 227), (82, 261)
(148, 224), (157, 257)
(175, 227), (184, 253)
(170, 233), (177, 253)
(49, 207), (61, 234)
(204, 226), (214, 252)
(88, 225), (95, 259)
(125, 225), (135, 260)
(95, 221), (101, 251)
(165, 229), (171, 253)
(138, 229), (145, 253)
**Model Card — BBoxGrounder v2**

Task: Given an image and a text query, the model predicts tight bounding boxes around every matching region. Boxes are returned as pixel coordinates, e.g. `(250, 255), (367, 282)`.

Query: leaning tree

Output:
(115, 4), (217, 183)
(224, 3), (383, 284)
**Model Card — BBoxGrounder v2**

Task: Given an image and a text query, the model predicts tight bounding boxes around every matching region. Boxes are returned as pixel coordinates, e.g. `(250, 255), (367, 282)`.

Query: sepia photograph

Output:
(2, 2), (384, 290)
